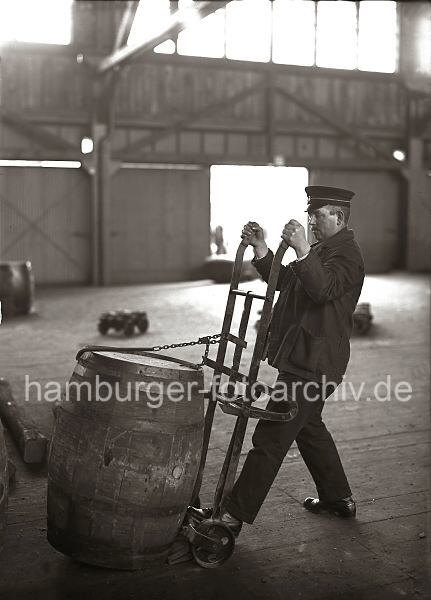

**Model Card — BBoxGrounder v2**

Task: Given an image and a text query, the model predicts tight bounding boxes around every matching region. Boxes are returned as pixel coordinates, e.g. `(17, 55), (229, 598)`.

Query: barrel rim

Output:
(85, 350), (203, 374)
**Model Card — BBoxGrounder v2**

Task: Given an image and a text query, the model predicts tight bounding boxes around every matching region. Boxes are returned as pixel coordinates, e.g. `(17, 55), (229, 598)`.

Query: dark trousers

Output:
(224, 372), (352, 524)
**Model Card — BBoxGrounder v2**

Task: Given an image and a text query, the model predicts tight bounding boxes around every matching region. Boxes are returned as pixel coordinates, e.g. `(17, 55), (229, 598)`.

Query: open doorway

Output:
(210, 165), (309, 263)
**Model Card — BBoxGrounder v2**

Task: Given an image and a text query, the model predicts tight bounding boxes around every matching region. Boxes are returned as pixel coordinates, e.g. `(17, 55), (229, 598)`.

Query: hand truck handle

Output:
(248, 239), (289, 381)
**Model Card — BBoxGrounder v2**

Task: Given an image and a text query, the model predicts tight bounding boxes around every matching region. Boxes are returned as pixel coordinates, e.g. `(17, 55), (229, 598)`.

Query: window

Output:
(225, 0), (272, 63)
(272, 0), (316, 67)
(417, 16), (431, 74)
(358, 1), (397, 73)
(0, 0), (72, 45)
(316, 1), (357, 70)
(128, 0), (399, 74)
(177, 9), (225, 58)
(128, 0), (174, 53)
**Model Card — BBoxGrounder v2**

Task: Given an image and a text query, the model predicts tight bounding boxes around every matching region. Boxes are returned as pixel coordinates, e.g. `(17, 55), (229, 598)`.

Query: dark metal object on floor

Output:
(98, 309), (149, 337)
(0, 421), (8, 554)
(0, 261), (34, 319)
(47, 352), (204, 570)
(0, 379), (47, 464)
(353, 302), (373, 335)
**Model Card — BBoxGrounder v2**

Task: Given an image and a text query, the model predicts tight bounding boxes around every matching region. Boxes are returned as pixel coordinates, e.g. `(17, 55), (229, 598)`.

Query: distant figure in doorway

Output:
(213, 225), (227, 255)
(220, 185), (365, 536)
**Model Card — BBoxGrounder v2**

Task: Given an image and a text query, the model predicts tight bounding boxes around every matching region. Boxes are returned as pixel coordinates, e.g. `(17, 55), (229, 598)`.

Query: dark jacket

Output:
(253, 227), (365, 384)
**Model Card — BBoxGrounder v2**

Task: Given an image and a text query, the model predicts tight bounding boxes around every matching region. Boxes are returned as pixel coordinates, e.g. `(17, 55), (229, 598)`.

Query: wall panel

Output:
(0, 167), (91, 284)
(110, 167), (210, 284)
(309, 170), (403, 273)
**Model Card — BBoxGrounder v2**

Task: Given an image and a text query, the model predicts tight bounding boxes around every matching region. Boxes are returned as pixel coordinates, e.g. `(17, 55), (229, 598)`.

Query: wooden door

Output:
(110, 167), (210, 283)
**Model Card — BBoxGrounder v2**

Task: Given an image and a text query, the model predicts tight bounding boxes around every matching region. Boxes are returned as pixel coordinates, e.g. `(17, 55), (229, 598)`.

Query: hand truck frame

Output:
(181, 237), (299, 568)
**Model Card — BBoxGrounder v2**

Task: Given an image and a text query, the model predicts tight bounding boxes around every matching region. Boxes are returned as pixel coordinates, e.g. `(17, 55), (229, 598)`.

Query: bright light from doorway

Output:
(210, 165), (308, 262)
(0, 0), (72, 45)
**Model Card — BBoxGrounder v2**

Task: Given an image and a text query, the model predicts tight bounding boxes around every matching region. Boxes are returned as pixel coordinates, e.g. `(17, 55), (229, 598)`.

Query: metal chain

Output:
(151, 333), (222, 353)
(152, 333), (222, 366)
(75, 334), (223, 363)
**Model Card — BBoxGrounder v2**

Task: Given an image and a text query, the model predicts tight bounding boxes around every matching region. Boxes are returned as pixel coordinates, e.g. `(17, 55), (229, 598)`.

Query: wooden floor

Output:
(0, 272), (429, 599)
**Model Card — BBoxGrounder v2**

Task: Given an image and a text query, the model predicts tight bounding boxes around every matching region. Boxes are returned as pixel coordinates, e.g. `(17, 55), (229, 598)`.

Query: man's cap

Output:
(305, 185), (355, 212)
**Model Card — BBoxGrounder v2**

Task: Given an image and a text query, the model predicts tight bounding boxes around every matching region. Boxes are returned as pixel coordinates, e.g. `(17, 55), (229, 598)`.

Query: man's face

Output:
(307, 206), (340, 241)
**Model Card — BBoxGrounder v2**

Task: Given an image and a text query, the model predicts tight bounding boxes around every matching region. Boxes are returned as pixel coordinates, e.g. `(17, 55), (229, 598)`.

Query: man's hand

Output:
(282, 220), (311, 258)
(242, 221), (268, 259)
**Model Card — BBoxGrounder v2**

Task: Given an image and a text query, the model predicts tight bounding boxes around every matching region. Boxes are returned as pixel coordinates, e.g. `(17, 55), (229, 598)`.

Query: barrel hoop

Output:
(77, 353), (202, 382)
(70, 367), (204, 393)
(48, 481), (189, 518)
(47, 526), (172, 563)
(55, 404), (203, 433)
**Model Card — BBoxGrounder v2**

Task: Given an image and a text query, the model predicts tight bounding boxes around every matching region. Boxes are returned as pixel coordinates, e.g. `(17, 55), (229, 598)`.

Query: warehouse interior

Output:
(0, 1), (430, 599)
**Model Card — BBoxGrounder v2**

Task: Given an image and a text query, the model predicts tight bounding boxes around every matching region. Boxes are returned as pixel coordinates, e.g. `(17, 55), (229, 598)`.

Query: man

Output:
(220, 185), (365, 536)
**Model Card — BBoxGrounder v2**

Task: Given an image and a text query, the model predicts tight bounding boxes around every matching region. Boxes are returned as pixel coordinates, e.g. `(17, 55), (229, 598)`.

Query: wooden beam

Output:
(114, 152), (400, 171)
(113, 0), (140, 52)
(276, 86), (398, 164)
(98, 1), (228, 74)
(128, 50), (404, 84)
(1, 111), (80, 155)
(117, 79), (266, 156)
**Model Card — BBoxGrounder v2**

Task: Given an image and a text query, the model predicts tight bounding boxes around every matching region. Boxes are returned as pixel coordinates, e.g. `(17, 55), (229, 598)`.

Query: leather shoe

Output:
(220, 510), (243, 537)
(190, 507), (243, 537)
(304, 496), (356, 518)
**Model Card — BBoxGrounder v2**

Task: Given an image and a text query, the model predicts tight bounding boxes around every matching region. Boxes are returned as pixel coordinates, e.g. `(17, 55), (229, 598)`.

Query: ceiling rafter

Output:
(275, 85), (399, 165)
(1, 110), (80, 154)
(112, 0), (140, 52)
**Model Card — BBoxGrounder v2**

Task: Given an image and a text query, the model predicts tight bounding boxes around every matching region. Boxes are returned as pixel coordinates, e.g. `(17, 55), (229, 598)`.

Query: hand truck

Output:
(179, 237), (299, 568)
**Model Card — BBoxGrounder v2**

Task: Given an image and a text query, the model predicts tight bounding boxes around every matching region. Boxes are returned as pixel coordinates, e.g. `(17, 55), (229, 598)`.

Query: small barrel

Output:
(0, 421), (8, 554)
(47, 351), (204, 569)
(0, 261), (35, 319)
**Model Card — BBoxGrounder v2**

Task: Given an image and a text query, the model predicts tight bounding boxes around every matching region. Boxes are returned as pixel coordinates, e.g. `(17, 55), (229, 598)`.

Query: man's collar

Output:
(311, 227), (354, 250)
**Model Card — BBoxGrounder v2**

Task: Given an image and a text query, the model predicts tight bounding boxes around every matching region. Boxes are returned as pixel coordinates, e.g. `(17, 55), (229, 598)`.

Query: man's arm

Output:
(252, 250), (294, 290)
(291, 249), (365, 304)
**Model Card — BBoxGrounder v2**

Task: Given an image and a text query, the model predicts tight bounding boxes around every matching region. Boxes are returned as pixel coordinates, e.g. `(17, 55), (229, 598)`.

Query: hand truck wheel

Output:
(190, 519), (235, 568)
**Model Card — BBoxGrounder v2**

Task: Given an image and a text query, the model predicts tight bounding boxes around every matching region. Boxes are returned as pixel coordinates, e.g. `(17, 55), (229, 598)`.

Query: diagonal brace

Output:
(1, 110), (81, 155)
(276, 85), (397, 163)
(118, 79), (266, 156)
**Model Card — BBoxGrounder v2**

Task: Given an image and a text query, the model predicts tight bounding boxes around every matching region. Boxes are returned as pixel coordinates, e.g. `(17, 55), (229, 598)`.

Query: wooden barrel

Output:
(0, 261), (34, 319)
(0, 421), (8, 554)
(47, 351), (204, 569)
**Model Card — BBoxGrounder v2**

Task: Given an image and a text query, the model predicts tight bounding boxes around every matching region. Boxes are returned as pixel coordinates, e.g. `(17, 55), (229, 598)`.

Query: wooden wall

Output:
(109, 167), (210, 284)
(0, 167), (91, 284)
(0, 1), (430, 280)
(309, 170), (404, 273)
(2, 49), (429, 169)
